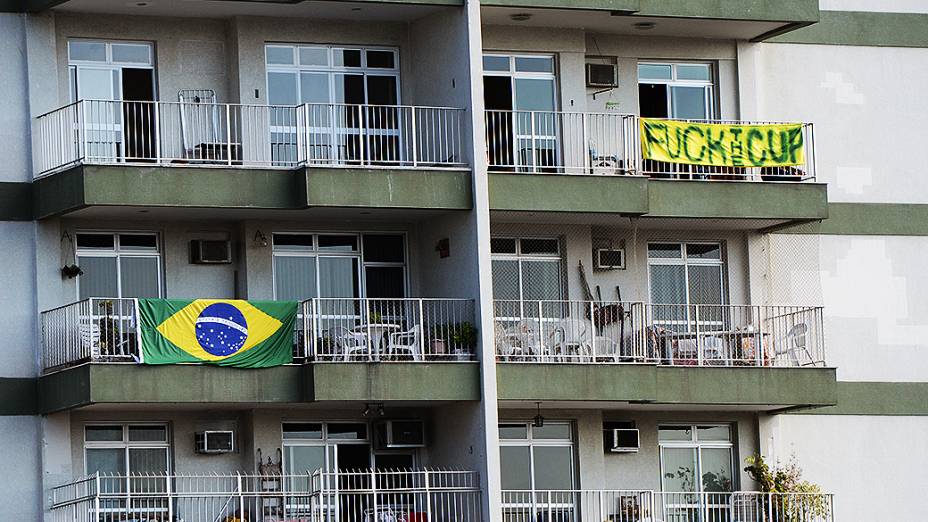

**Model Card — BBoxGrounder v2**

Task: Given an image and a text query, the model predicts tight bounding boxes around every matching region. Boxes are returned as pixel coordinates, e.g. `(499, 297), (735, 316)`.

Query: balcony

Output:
(37, 297), (479, 411)
(42, 297), (476, 372)
(485, 112), (827, 223)
(501, 490), (834, 522)
(494, 300), (825, 367)
(35, 100), (466, 176)
(493, 300), (837, 408)
(51, 469), (482, 522)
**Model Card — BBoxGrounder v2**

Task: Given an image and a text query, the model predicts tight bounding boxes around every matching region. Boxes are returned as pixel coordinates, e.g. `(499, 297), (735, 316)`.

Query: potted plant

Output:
(429, 322), (477, 359)
(96, 300), (122, 356)
(61, 264), (83, 279)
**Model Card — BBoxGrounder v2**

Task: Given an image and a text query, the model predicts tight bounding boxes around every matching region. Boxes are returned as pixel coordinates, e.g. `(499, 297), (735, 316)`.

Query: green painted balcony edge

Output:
(309, 362), (481, 402)
(478, 0), (819, 25)
(496, 363), (838, 408)
(32, 164), (473, 218)
(488, 173), (828, 223)
(36, 362), (480, 413)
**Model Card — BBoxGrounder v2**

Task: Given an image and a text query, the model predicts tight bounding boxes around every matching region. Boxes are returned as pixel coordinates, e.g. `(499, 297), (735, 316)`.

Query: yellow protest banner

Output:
(640, 118), (805, 168)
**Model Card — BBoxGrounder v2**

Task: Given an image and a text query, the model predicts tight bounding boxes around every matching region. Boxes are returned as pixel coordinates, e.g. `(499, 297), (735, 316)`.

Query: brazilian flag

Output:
(138, 299), (297, 368)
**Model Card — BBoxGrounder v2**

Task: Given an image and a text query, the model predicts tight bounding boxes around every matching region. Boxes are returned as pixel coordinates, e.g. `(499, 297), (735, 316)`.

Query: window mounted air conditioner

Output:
(373, 420), (426, 449)
(586, 63), (618, 88)
(195, 431), (234, 454)
(190, 239), (232, 264)
(609, 429), (640, 453)
(595, 248), (626, 270)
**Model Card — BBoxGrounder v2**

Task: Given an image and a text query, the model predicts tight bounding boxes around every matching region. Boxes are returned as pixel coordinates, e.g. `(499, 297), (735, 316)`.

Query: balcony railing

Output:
(485, 111), (816, 181)
(33, 99), (466, 176)
(40, 297), (476, 372)
(501, 490), (835, 522)
(51, 469), (482, 522)
(494, 300), (826, 367)
(302, 297), (477, 362)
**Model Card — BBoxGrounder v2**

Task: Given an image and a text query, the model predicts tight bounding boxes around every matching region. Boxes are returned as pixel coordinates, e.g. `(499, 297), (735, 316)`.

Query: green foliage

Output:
(744, 454), (829, 521)
(430, 321), (478, 350)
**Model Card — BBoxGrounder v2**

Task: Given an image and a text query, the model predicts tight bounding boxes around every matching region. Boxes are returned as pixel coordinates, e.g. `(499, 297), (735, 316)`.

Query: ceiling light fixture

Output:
(532, 402), (544, 428)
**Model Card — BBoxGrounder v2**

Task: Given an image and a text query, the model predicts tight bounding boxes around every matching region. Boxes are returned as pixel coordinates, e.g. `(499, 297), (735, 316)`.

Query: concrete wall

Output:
(766, 413), (928, 522)
(51, 13), (231, 108)
(0, 416), (42, 520)
(490, 222), (753, 305)
(58, 406), (475, 477)
(816, 234), (928, 382)
(747, 42), (928, 204)
(498, 408), (759, 492)
(481, 25), (739, 118)
(0, 14), (31, 183)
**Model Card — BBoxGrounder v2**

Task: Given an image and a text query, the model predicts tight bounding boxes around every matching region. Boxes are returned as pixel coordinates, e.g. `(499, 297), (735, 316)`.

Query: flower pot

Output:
(429, 339), (447, 355)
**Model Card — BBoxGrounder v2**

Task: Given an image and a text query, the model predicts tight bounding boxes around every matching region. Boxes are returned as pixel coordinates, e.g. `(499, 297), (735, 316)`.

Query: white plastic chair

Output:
(550, 318), (593, 361)
(776, 323), (810, 366)
(331, 326), (370, 361)
(388, 324), (423, 361)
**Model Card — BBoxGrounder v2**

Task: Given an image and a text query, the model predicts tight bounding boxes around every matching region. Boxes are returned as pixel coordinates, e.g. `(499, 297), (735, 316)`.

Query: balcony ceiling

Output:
(481, 7), (785, 40)
(53, 0), (451, 21)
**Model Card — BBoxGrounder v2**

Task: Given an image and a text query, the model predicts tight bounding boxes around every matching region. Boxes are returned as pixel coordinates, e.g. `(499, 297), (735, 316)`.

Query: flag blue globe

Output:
(195, 303), (248, 356)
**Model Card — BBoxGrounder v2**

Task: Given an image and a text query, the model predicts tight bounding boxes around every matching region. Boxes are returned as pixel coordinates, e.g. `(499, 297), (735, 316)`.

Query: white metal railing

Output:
(484, 112), (816, 181)
(653, 491), (834, 522)
(303, 297), (477, 362)
(501, 489), (653, 522)
(50, 469), (482, 522)
(485, 110), (635, 175)
(501, 490), (834, 522)
(493, 300), (826, 367)
(41, 297), (141, 370)
(313, 468), (482, 522)
(494, 300), (647, 363)
(41, 296), (476, 371)
(33, 99), (466, 176)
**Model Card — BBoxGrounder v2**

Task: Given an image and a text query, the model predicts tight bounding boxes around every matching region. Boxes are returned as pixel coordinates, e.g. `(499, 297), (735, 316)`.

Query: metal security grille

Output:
(489, 219), (827, 367)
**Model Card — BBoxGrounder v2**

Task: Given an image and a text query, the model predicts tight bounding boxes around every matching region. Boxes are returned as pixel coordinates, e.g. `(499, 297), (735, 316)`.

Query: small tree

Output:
(744, 454), (829, 522)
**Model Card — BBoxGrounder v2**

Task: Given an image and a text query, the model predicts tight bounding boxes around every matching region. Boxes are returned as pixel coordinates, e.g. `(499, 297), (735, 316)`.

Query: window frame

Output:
(657, 423), (736, 494)
(264, 44), (401, 106)
(646, 240), (727, 308)
(491, 236), (565, 307)
(637, 61), (716, 121)
(271, 231), (409, 301)
(280, 421), (419, 474)
(498, 420), (576, 492)
(67, 39), (156, 103)
(75, 231), (164, 300)
(83, 422), (171, 477)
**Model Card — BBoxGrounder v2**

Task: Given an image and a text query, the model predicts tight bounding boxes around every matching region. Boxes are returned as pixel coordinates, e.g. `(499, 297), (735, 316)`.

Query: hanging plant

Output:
(61, 264), (83, 279)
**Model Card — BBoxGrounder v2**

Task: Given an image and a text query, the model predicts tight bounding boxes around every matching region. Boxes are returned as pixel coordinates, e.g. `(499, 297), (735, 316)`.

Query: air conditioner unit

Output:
(190, 239), (232, 264)
(586, 63), (617, 88)
(609, 428), (640, 453)
(373, 420), (426, 449)
(595, 248), (626, 270)
(195, 430), (234, 454)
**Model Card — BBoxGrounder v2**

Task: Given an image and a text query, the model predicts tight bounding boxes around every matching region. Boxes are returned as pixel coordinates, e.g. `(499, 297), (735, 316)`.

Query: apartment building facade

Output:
(0, 0), (925, 520)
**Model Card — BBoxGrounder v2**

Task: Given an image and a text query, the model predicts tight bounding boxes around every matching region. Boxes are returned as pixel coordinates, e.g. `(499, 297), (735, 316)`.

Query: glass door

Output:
(659, 425), (734, 522)
(483, 54), (558, 172)
(69, 41), (155, 163)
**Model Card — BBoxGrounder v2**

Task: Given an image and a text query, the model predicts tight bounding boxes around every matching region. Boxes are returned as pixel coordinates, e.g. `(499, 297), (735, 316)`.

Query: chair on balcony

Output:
(331, 326), (371, 361)
(550, 318), (593, 362)
(387, 324), (423, 361)
(775, 323), (812, 366)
